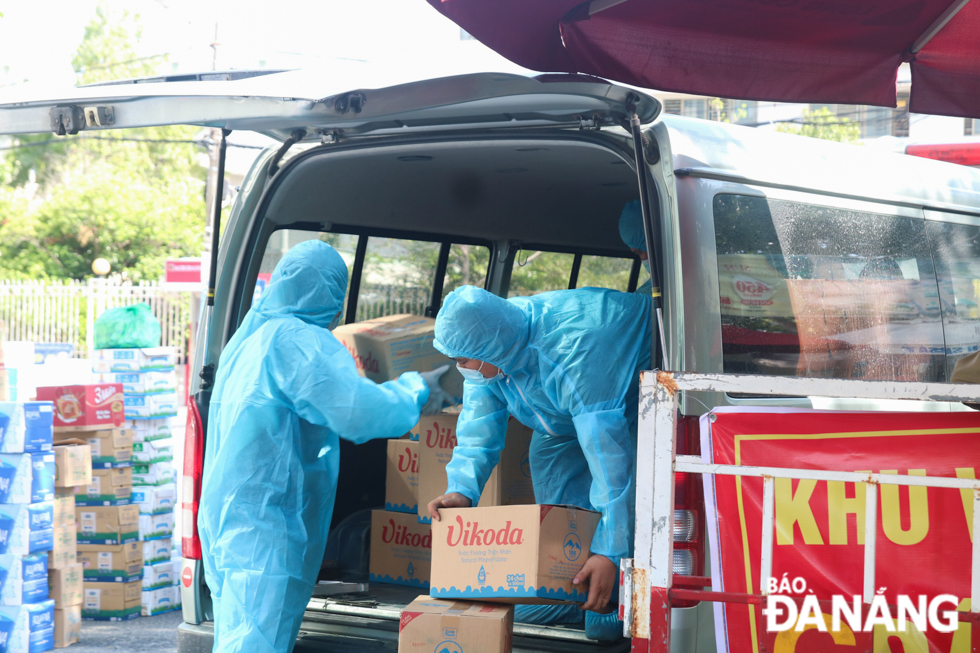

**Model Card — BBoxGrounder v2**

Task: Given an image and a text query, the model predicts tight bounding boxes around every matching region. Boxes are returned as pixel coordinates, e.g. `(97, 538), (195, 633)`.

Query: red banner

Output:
(702, 407), (978, 653)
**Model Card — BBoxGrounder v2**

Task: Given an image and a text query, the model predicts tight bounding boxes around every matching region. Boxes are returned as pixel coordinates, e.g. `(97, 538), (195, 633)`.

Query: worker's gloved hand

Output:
(419, 365), (454, 415)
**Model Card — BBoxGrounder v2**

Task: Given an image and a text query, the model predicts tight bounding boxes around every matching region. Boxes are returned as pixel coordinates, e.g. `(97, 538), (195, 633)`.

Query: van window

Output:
(508, 250), (575, 297)
(926, 220), (980, 379)
(576, 255), (635, 291)
(357, 237), (440, 321)
(713, 195), (945, 382)
(442, 244), (491, 299)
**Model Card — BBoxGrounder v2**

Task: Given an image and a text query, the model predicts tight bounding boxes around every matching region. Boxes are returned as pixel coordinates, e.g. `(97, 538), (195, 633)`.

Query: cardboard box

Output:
(52, 492), (74, 527)
(0, 402), (54, 453)
(0, 554), (49, 605)
(77, 467), (131, 506)
(48, 562), (82, 608)
(60, 428), (132, 469)
(0, 502), (54, 555)
(37, 384), (124, 430)
(46, 525), (77, 568)
(139, 513), (173, 541)
(0, 453), (55, 504)
(333, 315), (462, 397)
(369, 510), (431, 589)
(124, 393), (178, 420)
(398, 596), (513, 653)
(94, 370), (177, 395)
(429, 504), (600, 604)
(131, 462), (174, 487)
(132, 484), (175, 515)
(417, 416), (534, 524)
(0, 599), (55, 651)
(141, 585), (179, 616)
(82, 580), (140, 620)
(142, 538), (171, 566)
(131, 437), (173, 465)
(53, 444), (92, 488)
(126, 419), (171, 443)
(75, 505), (138, 545)
(141, 560), (173, 590)
(53, 605), (80, 648)
(92, 347), (176, 373)
(385, 440), (418, 514)
(77, 543), (142, 583)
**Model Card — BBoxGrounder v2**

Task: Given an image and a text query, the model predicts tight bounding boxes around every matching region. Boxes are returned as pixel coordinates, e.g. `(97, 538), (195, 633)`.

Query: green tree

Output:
(775, 107), (861, 144)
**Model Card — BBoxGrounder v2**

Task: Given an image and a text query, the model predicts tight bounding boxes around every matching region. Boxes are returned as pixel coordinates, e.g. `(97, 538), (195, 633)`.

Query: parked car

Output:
(3, 68), (978, 652)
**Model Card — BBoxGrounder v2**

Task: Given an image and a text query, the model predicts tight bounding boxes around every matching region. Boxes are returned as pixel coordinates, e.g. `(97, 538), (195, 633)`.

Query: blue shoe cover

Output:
(585, 610), (624, 641)
(514, 603), (585, 626)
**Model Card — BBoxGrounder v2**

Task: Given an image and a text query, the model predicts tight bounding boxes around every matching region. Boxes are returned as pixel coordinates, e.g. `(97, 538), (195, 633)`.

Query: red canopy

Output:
(428, 0), (980, 118)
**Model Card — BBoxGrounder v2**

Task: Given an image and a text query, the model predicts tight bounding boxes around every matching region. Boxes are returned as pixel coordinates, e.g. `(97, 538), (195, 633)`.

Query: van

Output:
(2, 70), (978, 652)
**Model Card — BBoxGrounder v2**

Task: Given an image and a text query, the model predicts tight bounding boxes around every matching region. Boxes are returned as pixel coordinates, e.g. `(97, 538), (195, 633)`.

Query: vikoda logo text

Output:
(446, 516), (524, 547)
(380, 519), (432, 549)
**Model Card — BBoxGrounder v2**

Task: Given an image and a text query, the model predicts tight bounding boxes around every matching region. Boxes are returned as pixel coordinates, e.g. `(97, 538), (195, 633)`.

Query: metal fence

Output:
(0, 279), (193, 360)
(354, 284), (430, 322)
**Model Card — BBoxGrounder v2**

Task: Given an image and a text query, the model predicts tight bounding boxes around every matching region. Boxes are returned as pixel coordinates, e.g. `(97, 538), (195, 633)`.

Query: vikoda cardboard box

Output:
(0, 599), (55, 652)
(77, 542), (142, 582)
(398, 596), (513, 653)
(417, 415), (535, 524)
(0, 554), (49, 605)
(333, 315), (463, 398)
(77, 467), (132, 506)
(0, 402), (54, 453)
(369, 510), (431, 589)
(46, 524), (77, 569)
(52, 443), (92, 488)
(82, 580), (140, 620)
(385, 440), (418, 513)
(75, 505), (139, 545)
(48, 562), (82, 608)
(430, 504), (600, 604)
(36, 384), (124, 429)
(54, 605), (80, 648)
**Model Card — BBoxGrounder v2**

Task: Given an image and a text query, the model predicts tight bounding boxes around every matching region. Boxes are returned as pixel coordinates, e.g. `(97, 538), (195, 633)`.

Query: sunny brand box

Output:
(385, 440), (418, 514)
(398, 596), (513, 653)
(429, 504), (600, 604)
(369, 510), (431, 589)
(36, 384), (124, 430)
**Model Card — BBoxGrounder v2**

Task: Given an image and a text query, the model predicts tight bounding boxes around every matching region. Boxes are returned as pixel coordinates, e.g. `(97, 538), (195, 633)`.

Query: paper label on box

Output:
(79, 512), (95, 534)
(87, 438), (101, 459)
(83, 589), (100, 611)
(97, 552), (111, 571)
(86, 476), (101, 498)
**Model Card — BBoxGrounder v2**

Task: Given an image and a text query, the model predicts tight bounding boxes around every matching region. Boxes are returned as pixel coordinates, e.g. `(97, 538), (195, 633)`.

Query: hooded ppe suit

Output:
(433, 286), (651, 570)
(619, 199), (653, 296)
(199, 241), (429, 653)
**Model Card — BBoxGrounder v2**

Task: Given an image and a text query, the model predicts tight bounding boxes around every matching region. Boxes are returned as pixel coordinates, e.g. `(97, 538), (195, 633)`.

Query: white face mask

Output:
(457, 361), (502, 385)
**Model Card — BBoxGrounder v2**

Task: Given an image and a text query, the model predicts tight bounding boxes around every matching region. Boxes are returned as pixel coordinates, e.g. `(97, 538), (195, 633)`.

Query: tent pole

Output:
(910, 0), (971, 53)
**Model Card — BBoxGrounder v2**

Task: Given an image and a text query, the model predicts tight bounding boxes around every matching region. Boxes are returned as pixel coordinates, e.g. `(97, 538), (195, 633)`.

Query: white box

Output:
(141, 561), (173, 590)
(132, 484), (175, 515)
(0, 599), (55, 652)
(94, 370), (177, 395)
(0, 554), (48, 605)
(124, 393), (178, 420)
(139, 513), (173, 541)
(132, 463), (174, 487)
(141, 585), (179, 616)
(0, 403), (53, 454)
(91, 348), (176, 373)
(142, 538), (172, 566)
(126, 419), (172, 443)
(0, 453), (55, 504)
(131, 438), (173, 465)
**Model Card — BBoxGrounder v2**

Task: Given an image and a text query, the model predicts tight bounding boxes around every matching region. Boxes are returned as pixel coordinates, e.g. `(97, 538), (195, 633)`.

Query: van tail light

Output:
(673, 415), (705, 608)
(181, 396), (205, 560)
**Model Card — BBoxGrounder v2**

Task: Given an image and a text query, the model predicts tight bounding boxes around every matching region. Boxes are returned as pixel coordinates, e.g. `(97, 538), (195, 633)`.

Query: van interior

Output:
(232, 134), (649, 651)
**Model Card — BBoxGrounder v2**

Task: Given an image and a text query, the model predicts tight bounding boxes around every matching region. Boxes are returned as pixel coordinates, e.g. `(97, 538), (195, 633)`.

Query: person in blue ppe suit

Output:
(200, 240), (451, 653)
(619, 199), (654, 296)
(426, 285), (651, 641)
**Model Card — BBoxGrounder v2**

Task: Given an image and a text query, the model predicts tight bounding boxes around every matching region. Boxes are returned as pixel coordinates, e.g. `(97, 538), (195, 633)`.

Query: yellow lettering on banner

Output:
(776, 478), (824, 545)
(828, 474), (869, 545)
(950, 599), (972, 653)
(773, 613), (855, 652)
(880, 470), (929, 546)
(955, 468), (975, 542)
(872, 620), (928, 653)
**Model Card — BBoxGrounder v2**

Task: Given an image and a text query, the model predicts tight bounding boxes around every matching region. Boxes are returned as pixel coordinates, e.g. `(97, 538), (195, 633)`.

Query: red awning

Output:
(428, 0), (980, 118)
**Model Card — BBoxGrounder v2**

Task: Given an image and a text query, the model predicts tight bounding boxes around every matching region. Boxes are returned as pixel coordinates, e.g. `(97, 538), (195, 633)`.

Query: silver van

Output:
(2, 69), (978, 653)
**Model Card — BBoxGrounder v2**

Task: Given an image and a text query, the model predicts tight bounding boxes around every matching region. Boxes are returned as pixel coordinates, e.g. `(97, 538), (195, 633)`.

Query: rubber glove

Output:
(419, 364), (455, 415)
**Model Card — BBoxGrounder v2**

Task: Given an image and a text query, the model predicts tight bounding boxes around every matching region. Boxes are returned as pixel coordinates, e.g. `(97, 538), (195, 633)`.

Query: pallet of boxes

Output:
(92, 347), (180, 618)
(0, 398), (61, 651)
(36, 381), (143, 628)
(336, 315), (585, 652)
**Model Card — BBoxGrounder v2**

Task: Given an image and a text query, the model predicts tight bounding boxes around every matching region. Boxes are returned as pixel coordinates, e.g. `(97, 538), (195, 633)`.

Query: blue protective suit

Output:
(619, 199), (653, 296)
(433, 286), (651, 567)
(199, 241), (429, 653)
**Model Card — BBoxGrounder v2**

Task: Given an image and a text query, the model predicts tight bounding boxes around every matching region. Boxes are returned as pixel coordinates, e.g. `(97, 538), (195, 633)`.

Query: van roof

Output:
(660, 115), (980, 217)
